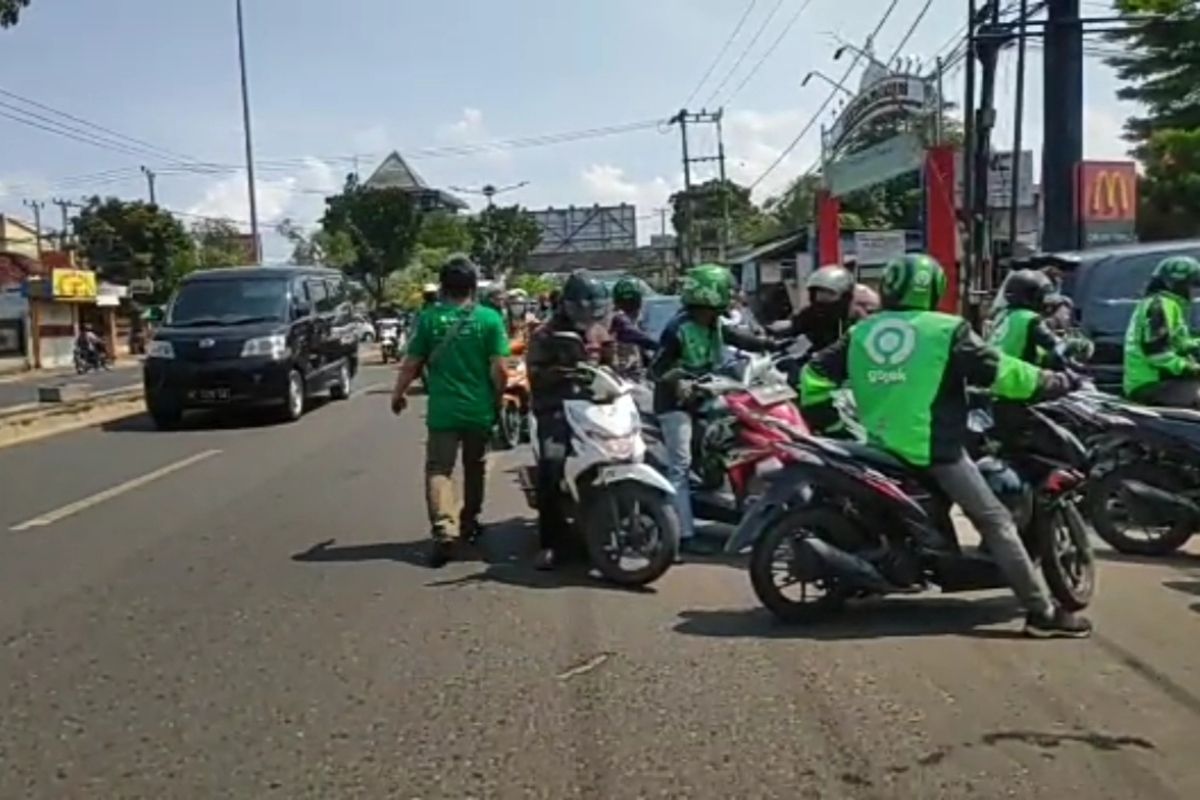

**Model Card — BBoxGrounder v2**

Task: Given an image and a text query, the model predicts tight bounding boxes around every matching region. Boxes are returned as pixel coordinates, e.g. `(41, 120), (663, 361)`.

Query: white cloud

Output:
(436, 107), (512, 168)
(1084, 104), (1131, 161)
(723, 108), (822, 200)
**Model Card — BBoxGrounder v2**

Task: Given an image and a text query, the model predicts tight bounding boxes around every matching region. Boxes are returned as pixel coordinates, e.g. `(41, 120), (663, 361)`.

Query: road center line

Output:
(10, 449), (222, 532)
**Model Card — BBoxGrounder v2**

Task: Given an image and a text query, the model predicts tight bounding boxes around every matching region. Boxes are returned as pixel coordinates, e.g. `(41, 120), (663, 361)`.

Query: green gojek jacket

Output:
(988, 307), (1066, 368)
(1123, 291), (1200, 397)
(800, 310), (1055, 467)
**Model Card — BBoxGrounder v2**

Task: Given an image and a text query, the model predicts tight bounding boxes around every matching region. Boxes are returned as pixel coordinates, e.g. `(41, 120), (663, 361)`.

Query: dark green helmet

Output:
(612, 277), (643, 304)
(1149, 255), (1200, 297)
(681, 263), (733, 310)
(559, 270), (612, 328)
(880, 254), (947, 311)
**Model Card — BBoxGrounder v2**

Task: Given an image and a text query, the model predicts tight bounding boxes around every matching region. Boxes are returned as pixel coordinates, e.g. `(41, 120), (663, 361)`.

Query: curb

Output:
(0, 386), (146, 449)
(0, 384), (142, 422)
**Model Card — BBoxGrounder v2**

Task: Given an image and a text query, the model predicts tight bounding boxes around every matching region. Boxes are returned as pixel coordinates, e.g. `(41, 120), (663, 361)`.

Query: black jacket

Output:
(526, 314), (611, 415)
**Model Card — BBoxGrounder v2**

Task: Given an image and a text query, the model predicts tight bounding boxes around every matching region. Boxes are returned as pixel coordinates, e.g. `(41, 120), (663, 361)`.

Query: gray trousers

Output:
(928, 454), (1054, 617)
(1131, 378), (1200, 409)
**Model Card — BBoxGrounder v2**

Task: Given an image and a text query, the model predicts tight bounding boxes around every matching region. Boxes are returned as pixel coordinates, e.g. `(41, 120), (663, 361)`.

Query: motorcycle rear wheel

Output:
(1039, 501), (1096, 612)
(581, 482), (678, 587)
(749, 507), (853, 624)
(1084, 464), (1195, 556)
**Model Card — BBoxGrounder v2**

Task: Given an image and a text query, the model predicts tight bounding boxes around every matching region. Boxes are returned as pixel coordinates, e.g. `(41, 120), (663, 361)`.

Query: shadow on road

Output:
(673, 595), (1022, 641)
(291, 538), (431, 568)
(1094, 549), (1200, 568)
(101, 398), (335, 434)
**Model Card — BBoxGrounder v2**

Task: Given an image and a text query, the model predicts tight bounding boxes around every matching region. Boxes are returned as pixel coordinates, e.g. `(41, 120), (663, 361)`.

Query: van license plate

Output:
(192, 388), (231, 401)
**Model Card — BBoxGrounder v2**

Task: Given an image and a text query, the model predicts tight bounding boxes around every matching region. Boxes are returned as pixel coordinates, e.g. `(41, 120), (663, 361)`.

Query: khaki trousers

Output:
(425, 429), (489, 542)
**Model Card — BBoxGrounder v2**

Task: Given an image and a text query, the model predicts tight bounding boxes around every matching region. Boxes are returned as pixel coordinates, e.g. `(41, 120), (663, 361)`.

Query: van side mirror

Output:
(292, 299), (312, 320)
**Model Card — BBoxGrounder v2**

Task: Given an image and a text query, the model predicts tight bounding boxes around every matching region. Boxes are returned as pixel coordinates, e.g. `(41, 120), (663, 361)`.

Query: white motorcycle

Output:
(519, 359), (680, 586)
(378, 319), (402, 364)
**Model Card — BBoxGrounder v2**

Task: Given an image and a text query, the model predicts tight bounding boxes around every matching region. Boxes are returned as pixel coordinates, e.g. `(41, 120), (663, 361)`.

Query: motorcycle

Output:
(74, 342), (112, 374)
(517, 357), (680, 587)
(496, 340), (530, 450)
(378, 319), (402, 364)
(644, 351), (810, 526)
(1071, 395), (1200, 555)
(727, 397), (1097, 623)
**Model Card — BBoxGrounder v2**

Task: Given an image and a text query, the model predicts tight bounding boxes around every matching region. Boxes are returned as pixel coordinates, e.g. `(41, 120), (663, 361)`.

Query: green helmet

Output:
(681, 263), (733, 310)
(612, 277), (643, 304)
(1149, 255), (1200, 297)
(880, 254), (947, 311)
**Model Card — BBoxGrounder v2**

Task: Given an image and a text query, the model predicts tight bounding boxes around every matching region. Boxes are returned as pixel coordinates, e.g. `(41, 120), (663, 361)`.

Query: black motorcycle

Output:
(73, 342), (112, 374)
(1071, 397), (1200, 556)
(727, 399), (1096, 623)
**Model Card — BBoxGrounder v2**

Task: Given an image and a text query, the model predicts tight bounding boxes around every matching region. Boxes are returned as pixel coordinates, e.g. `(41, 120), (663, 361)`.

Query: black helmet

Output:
(559, 270), (612, 329)
(1002, 269), (1054, 311)
(439, 253), (478, 298)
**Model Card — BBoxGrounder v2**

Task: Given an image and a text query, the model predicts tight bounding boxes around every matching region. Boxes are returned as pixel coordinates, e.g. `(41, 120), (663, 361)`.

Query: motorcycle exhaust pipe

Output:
(1119, 480), (1200, 527)
(794, 537), (894, 593)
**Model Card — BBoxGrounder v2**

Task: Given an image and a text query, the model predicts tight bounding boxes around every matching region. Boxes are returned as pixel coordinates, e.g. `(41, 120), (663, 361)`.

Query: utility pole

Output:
(235, 0), (260, 264)
(1008, 0), (1029, 259)
(50, 198), (74, 250)
(968, 1), (1008, 318)
(962, 1), (977, 317)
(1042, 0), (1083, 250)
(655, 206), (668, 238)
(140, 166), (157, 206)
(23, 199), (44, 257)
(669, 108), (729, 268)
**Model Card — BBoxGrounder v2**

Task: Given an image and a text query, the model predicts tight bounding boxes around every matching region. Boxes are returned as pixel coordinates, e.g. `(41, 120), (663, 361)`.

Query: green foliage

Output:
(509, 272), (558, 298)
(277, 218), (356, 268)
(191, 218), (247, 269)
(1106, 1), (1200, 239)
(466, 205), (541, 277)
(73, 196), (196, 300)
(321, 174), (422, 305)
(0, 0), (30, 28)
(671, 178), (778, 248)
(418, 211), (473, 252)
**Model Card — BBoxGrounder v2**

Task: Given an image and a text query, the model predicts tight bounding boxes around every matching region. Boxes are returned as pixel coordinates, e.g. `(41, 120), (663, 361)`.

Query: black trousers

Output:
(535, 410), (571, 552)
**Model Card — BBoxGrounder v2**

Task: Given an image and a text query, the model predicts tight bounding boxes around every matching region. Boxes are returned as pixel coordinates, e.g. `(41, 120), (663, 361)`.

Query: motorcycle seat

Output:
(828, 440), (909, 473)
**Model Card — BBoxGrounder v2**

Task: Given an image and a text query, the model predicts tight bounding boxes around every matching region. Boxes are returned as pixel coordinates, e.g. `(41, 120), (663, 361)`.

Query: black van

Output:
(1022, 239), (1200, 391)
(143, 265), (358, 428)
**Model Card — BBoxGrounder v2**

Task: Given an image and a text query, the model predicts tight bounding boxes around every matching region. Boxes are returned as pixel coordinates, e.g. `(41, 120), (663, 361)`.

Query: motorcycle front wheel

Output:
(581, 482), (679, 587)
(1039, 500), (1096, 611)
(749, 507), (851, 624)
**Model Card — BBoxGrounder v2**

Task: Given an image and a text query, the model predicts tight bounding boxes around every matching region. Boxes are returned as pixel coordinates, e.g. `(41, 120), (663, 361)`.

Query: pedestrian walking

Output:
(390, 254), (510, 567)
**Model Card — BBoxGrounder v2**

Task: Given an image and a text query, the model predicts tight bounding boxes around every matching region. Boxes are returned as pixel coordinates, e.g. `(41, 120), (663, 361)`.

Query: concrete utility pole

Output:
(669, 108), (729, 268)
(1008, 0), (1029, 258)
(1042, 0), (1083, 251)
(23, 199), (44, 257)
(51, 198), (74, 250)
(140, 166), (157, 206)
(235, 0), (261, 264)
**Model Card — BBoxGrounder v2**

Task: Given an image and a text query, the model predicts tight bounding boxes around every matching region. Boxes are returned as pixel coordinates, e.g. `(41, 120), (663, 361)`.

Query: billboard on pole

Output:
(529, 205), (637, 254)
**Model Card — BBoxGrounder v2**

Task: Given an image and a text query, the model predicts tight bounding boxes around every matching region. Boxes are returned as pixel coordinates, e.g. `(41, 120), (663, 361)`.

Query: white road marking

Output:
(10, 449), (222, 531)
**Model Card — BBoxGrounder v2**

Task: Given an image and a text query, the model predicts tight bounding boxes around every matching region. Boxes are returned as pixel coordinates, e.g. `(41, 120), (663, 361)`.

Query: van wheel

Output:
(148, 403), (182, 430)
(280, 370), (305, 422)
(330, 361), (351, 400)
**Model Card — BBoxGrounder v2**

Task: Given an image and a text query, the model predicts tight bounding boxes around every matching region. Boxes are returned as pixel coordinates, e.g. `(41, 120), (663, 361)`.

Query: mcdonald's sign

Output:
(1077, 161), (1138, 223)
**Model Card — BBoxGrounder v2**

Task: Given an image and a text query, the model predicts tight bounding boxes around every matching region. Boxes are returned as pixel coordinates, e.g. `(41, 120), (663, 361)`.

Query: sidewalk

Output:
(0, 360), (142, 411)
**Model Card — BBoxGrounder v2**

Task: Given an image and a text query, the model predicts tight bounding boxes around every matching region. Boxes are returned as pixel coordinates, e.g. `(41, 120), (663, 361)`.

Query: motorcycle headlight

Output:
(241, 334), (289, 360)
(595, 436), (637, 460)
(146, 340), (175, 359)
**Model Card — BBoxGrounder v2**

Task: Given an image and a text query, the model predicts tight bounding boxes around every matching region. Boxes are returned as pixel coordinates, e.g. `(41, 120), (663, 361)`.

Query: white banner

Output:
(853, 231), (907, 265)
(825, 133), (924, 196)
(954, 150), (1035, 209)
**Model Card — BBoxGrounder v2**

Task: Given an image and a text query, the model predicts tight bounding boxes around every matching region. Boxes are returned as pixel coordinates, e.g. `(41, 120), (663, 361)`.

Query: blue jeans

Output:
(659, 411), (695, 540)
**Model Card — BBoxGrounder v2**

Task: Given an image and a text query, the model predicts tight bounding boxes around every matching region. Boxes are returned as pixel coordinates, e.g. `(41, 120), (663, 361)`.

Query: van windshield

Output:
(167, 278), (289, 327)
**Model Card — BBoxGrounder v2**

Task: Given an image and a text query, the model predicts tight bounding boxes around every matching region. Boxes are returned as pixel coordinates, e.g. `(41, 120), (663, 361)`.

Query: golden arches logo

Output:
(1089, 171), (1133, 219)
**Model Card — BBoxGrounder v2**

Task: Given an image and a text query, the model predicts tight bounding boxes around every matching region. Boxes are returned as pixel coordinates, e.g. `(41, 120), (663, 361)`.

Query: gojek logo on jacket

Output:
(864, 318), (917, 384)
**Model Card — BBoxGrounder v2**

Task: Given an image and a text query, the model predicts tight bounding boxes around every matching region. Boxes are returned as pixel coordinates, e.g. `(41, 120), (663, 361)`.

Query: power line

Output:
(683, 0), (759, 108)
(886, 0), (936, 64)
(705, 0), (788, 107)
(749, 0), (903, 190)
(722, 0), (818, 106)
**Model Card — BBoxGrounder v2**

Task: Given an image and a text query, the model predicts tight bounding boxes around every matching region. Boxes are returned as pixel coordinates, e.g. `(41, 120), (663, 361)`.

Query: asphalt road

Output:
(0, 362), (1197, 799)
(0, 363), (141, 410)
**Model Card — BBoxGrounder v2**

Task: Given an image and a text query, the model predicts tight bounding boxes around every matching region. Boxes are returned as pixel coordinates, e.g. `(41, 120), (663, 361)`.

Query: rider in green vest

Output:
(988, 269), (1068, 369)
(1123, 255), (1200, 407)
(649, 263), (779, 557)
(800, 254), (1090, 639)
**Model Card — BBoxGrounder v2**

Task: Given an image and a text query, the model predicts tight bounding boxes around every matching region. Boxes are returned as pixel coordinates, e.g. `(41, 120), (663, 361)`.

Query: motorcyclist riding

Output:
(525, 270), (615, 571)
(988, 269), (1068, 369)
(770, 264), (855, 350)
(800, 253), (1092, 638)
(649, 263), (781, 557)
(1123, 255), (1200, 408)
(849, 283), (881, 321)
(609, 277), (658, 376)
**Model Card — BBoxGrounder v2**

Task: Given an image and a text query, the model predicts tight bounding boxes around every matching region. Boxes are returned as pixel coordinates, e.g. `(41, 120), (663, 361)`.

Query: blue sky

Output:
(0, 0), (1135, 259)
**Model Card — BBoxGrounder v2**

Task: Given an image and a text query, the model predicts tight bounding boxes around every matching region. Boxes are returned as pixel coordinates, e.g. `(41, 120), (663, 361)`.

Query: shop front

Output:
(23, 267), (113, 369)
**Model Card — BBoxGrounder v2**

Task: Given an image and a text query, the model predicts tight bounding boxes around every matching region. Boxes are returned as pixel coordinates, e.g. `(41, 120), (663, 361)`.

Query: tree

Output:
(191, 218), (246, 269)
(418, 211), (473, 252)
(0, 0), (30, 27)
(509, 272), (558, 298)
(1106, 0), (1200, 238)
(671, 178), (777, 252)
(73, 196), (196, 299)
(466, 205), (541, 277)
(276, 218), (356, 268)
(320, 174), (422, 305)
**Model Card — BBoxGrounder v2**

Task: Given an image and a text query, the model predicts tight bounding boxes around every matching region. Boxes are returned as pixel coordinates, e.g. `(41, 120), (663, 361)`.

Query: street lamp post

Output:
(802, 71), (855, 97)
(235, 0), (260, 263)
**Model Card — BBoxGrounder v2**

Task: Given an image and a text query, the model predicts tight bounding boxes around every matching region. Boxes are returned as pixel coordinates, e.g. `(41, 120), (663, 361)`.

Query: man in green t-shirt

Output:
(391, 255), (510, 567)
